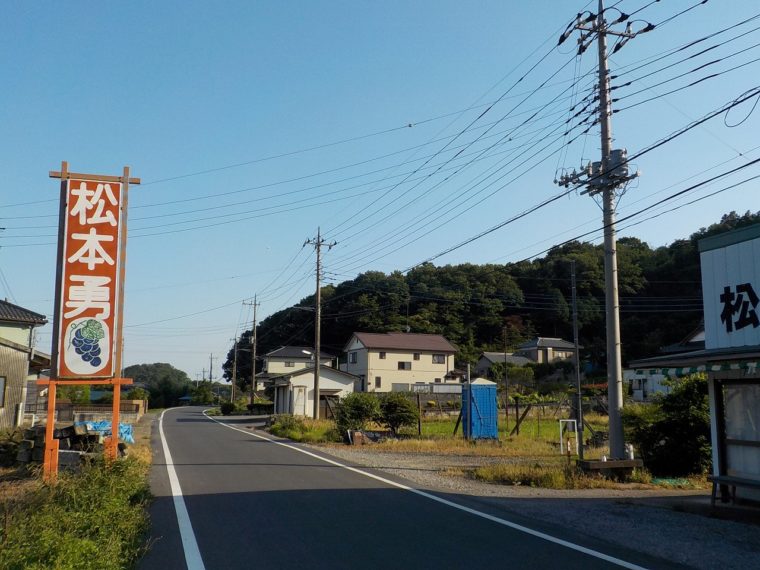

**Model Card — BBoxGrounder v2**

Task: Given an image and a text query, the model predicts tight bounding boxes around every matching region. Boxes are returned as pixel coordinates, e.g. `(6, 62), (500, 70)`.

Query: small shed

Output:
(270, 366), (357, 419)
(462, 378), (498, 439)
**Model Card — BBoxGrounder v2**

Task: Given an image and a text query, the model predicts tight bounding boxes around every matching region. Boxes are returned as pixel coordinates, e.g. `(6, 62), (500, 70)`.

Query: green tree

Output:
(623, 374), (710, 476)
(125, 387), (149, 401)
(123, 363), (192, 408)
(378, 392), (419, 436)
(334, 392), (380, 434)
(57, 384), (91, 404)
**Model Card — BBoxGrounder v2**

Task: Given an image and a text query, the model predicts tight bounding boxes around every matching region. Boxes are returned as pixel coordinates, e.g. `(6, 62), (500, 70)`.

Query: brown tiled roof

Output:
(350, 332), (457, 353)
(0, 299), (47, 325)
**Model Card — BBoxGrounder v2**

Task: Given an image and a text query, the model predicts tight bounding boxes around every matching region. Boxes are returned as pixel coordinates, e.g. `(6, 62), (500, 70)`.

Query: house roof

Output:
(480, 352), (532, 367)
(266, 366), (359, 383)
(265, 345), (335, 359)
(347, 332), (457, 353)
(629, 344), (760, 369)
(0, 299), (47, 326)
(516, 337), (577, 350)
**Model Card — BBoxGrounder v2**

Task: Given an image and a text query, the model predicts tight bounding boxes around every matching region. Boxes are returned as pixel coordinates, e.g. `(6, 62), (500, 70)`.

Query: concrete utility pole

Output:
(246, 295), (259, 408)
(556, 0), (646, 458)
(231, 340), (237, 403)
(570, 260), (584, 460)
(304, 228), (336, 419)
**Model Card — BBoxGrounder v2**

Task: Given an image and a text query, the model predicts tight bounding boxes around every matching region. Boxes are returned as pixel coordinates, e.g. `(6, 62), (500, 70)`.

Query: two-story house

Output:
(0, 300), (49, 429)
(514, 337), (577, 363)
(262, 346), (334, 376)
(341, 332), (457, 392)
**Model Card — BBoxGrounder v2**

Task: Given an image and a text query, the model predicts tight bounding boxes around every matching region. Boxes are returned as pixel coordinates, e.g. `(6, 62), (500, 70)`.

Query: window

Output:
(0, 377), (5, 407)
(349, 352), (357, 364)
(284, 361), (295, 367)
(413, 353), (420, 361)
(379, 351), (386, 359)
(398, 362), (412, 370)
(432, 354), (445, 364)
(375, 376), (382, 388)
(434, 378), (441, 383)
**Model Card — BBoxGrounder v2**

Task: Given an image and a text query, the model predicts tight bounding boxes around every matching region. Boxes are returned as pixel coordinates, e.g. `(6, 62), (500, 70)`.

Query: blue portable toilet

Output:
(462, 378), (498, 439)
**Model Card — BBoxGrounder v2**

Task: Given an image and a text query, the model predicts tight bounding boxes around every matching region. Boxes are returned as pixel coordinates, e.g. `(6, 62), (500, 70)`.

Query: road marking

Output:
(203, 411), (647, 570)
(159, 409), (206, 570)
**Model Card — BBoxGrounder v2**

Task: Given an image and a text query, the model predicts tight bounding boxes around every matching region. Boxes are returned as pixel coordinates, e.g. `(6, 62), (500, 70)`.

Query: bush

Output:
(378, 392), (419, 436)
(220, 402), (235, 416)
(0, 458), (150, 570)
(623, 374), (711, 476)
(269, 414), (308, 439)
(334, 392), (380, 435)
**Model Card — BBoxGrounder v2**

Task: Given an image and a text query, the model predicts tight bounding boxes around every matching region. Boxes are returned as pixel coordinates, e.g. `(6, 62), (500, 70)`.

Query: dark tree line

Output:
(223, 211), (760, 389)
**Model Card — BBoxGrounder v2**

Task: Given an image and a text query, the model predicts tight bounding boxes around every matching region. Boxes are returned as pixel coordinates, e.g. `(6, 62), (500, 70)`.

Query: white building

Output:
(271, 366), (356, 419)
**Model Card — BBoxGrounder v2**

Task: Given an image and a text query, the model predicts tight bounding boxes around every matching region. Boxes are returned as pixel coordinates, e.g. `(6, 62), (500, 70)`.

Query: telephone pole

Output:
(556, 0), (648, 458)
(244, 296), (260, 408)
(230, 339), (237, 403)
(304, 228), (336, 419)
(571, 260), (584, 460)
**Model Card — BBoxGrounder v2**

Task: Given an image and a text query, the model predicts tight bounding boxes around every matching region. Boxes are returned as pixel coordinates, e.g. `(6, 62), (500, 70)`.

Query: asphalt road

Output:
(140, 407), (685, 570)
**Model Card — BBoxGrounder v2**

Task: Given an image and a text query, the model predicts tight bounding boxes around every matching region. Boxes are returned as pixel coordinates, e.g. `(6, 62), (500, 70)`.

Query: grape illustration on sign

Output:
(56, 180), (122, 378)
(64, 317), (110, 374)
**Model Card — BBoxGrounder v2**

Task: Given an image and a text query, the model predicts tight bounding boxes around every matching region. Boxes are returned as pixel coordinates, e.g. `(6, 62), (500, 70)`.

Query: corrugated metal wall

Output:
(0, 343), (28, 429)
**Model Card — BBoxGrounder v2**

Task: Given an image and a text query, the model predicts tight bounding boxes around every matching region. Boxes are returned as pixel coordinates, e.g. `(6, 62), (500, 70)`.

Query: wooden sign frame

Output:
(43, 162), (140, 481)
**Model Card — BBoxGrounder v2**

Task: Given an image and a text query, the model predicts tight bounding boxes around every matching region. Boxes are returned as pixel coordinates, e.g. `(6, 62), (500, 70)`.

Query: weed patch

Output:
(0, 457), (150, 570)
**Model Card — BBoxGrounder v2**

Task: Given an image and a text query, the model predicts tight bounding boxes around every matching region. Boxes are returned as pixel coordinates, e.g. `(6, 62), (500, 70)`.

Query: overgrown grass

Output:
(467, 461), (653, 489)
(268, 415), (341, 443)
(0, 457), (151, 570)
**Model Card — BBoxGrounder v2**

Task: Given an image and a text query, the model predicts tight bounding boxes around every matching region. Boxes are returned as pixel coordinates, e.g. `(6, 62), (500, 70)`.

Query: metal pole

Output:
(570, 260), (584, 460)
(596, 0), (625, 459)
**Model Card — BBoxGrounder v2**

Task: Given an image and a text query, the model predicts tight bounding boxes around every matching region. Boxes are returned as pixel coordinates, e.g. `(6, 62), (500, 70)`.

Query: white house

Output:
(271, 366), (356, 419)
(341, 332), (457, 392)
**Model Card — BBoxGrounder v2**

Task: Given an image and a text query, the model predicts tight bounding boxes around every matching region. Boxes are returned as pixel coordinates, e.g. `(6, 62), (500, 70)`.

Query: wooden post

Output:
(43, 381), (59, 481)
(515, 396), (520, 436)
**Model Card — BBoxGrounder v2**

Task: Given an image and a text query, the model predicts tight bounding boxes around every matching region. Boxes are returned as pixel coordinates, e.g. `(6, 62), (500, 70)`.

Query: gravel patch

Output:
(309, 444), (760, 570)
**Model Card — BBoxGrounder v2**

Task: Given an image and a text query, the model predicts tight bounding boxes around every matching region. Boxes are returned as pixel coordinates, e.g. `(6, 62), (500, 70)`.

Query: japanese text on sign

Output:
(56, 180), (122, 378)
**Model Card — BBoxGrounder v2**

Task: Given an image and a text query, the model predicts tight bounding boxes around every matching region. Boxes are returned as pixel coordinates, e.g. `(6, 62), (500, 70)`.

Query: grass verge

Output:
(0, 457), (151, 570)
(465, 462), (653, 489)
(268, 415), (341, 443)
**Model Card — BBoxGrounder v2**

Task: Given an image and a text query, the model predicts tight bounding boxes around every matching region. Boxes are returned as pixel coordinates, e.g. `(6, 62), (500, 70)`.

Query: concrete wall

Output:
(0, 323), (32, 348)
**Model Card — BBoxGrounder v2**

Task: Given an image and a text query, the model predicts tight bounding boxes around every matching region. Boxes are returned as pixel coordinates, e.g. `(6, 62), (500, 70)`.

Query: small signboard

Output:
(55, 179), (123, 378)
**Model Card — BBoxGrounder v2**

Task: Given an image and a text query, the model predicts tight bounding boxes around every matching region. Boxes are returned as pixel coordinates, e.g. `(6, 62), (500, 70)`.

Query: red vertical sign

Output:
(56, 179), (123, 378)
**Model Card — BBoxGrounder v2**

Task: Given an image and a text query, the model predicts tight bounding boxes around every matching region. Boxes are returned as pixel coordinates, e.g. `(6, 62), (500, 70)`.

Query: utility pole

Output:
(570, 260), (584, 460)
(555, 0), (647, 459)
(202, 367), (206, 382)
(231, 339), (237, 404)
(304, 228), (336, 419)
(208, 353), (214, 382)
(244, 296), (259, 408)
(503, 325), (509, 432)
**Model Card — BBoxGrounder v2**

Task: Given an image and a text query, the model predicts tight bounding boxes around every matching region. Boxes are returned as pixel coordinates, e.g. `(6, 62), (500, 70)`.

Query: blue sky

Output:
(2, 1), (759, 380)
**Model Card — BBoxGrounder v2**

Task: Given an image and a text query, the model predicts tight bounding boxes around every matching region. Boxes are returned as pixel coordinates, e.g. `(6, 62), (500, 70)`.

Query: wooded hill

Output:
(223, 211), (760, 386)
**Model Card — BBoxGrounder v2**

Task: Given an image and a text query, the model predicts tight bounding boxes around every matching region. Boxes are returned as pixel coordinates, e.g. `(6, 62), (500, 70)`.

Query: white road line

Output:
(203, 410), (648, 570)
(159, 409), (206, 570)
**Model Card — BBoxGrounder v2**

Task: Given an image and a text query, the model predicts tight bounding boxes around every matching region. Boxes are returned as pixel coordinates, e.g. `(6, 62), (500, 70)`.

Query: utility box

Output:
(462, 379), (498, 440)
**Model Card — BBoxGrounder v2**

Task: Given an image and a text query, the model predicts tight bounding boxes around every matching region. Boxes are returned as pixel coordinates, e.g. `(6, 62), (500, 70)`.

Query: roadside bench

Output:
(709, 475), (760, 506)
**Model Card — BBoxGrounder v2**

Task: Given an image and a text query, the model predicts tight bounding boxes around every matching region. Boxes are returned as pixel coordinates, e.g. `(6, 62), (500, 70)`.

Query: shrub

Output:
(0, 458), (150, 570)
(220, 402), (235, 416)
(334, 392), (380, 435)
(378, 392), (419, 436)
(269, 414), (308, 439)
(623, 374), (711, 476)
